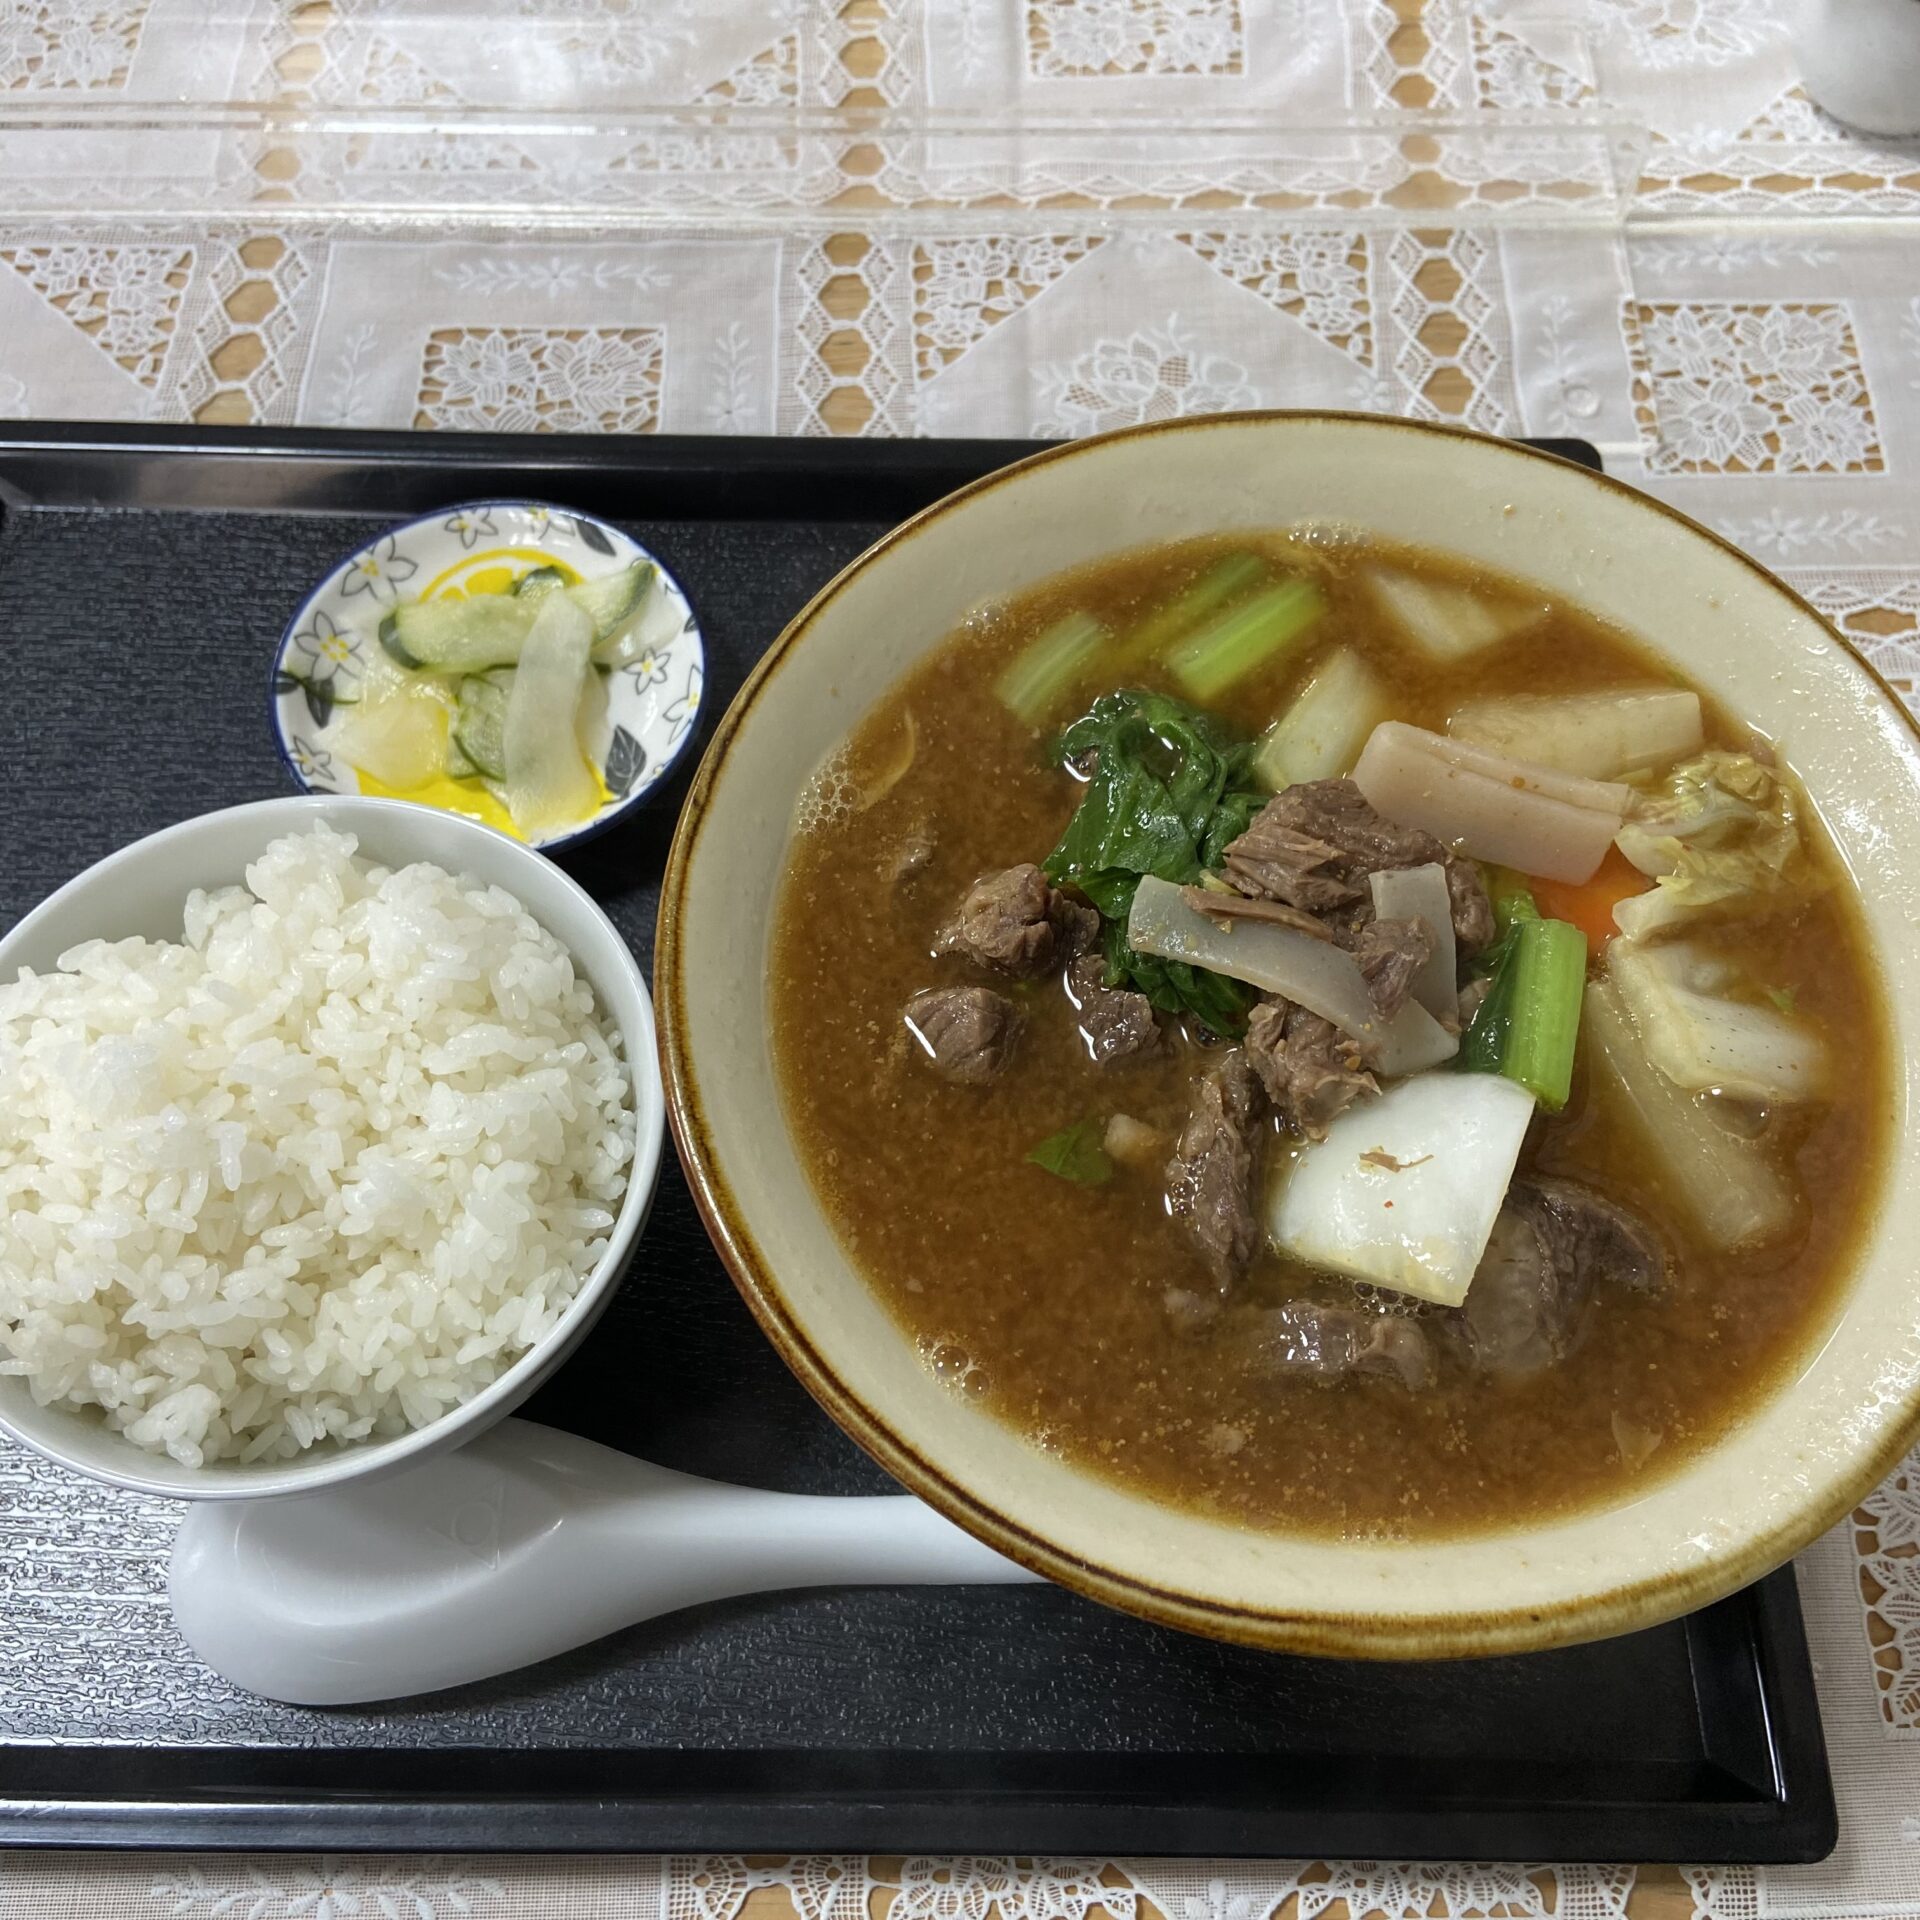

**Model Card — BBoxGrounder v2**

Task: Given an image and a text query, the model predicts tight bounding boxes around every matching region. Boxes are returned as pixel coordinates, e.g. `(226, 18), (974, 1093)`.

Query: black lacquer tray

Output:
(0, 423), (1835, 1862)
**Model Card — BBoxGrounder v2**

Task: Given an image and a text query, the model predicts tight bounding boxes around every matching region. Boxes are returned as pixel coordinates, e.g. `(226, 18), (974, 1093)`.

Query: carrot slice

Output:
(1529, 845), (1650, 947)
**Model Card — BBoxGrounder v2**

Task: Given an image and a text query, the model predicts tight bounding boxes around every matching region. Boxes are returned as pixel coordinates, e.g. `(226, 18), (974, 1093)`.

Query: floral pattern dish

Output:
(269, 499), (705, 852)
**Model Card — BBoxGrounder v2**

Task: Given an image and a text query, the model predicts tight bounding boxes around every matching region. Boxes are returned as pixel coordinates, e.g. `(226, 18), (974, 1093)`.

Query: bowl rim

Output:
(655, 408), (1920, 1658)
(267, 497), (706, 856)
(0, 793), (666, 1502)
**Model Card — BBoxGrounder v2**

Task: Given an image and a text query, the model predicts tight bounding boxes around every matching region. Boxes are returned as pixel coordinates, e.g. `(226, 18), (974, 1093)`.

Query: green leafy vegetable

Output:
(1026, 1118), (1116, 1187)
(1117, 551), (1268, 666)
(1165, 577), (1327, 703)
(1767, 985), (1797, 1014)
(1044, 689), (1268, 1032)
(1459, 913), (1587, 1111)
(1099, 916), (1259, 1036)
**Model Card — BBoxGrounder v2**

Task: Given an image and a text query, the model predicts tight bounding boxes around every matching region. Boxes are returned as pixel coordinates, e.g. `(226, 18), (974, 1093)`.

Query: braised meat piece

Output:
(1255, 1300), (1435, 1392)
(1245, 998), (1377, 1138)
(1165, 1050), (1268, 1287)
(934, 864), (1098, 977)
(1447, 858), (1497, 955)
(1512, 1175), (1669, 1295)
(1223, 779), (1494, 955)
(1248, 1178), (1668, 1393)
(1178, 885), (1334, 939)
(1066, 955), (1162, 1066)
(903, 986), (1022, 1085)
(1260, 777), (1447, 873)
(1351, 914), (1434, 1020)
(1454, 1208), (1584, 1379)
(1218, 819), (1359, 913)
(883, 825), (936, 884)
(1455, 1177), (1669, 1379)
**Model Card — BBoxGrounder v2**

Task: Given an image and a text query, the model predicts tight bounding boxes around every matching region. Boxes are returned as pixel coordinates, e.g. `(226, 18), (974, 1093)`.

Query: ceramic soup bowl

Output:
(657, 413), (1920, 1658)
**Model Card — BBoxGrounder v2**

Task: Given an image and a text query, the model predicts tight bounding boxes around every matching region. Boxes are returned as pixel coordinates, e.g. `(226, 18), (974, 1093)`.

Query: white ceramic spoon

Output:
(170, 1418), (1038, 1705)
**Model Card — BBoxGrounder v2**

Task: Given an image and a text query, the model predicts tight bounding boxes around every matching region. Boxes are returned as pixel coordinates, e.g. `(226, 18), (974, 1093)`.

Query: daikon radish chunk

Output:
(1371, 997), (1460, 1077)
(1127, 876), (1380, 1040)
(1251, 648), (1387, 790)
(1269, 1072), (1537, 1306)
(1352, 721), (1630, 884)
(1448, 689), (1703, 780)
(1364, 568), (1545, 661)
(1131, 878), (1456, 1070)
(1368, 863), (1457, 1022)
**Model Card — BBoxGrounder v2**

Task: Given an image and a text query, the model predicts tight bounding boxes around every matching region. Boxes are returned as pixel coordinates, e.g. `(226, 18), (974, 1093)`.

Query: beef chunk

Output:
(1448, 859), (1496, 956)
(903, 986), (1022, 1085)
(1352, 914), (1434, 1019)
(883, 825), (935, 884)
(934, 864), (1098, 977)
(1319, 896), (1380, 950)
(1066, 955), (1162, 1066)
(1240, 1179), (1667, 1392)
(1453, 1207), (1584, 1378)
(1165, 1050), (1268, 1287)
(1180, 883), (1336, 939)
(1255, 1300), (1435, 1391)
(1260, 778), (1446, 873)
(1245, 998), (1378, 1138)
(1225, 779), (1494, 954)
(1219, 818), (1359, 913)
(1454, 1177), (1668, 1379)
(1511, 1176), (1669, 1296)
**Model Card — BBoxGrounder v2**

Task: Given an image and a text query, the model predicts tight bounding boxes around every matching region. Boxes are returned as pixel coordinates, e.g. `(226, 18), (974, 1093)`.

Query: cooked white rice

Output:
(0, 823), (635, 1468)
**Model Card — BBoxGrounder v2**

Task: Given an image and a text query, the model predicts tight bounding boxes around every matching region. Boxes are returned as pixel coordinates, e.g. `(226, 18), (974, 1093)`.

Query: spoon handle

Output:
(170, 1419), (1037, 1705)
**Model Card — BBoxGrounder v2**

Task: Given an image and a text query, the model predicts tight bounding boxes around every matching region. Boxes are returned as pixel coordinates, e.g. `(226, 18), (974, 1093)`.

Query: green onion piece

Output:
(1459, 917), (1587, 1111)
(1117, 551), (1268, 667)
(995, 612), (1107, 727)
(1164, 578), (1327, 704)
(1485, 866), (1541, 939)
(1025, 1118), (1115, 1187)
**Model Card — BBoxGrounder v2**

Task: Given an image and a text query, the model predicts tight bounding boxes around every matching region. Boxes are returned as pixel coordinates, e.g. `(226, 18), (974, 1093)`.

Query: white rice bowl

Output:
(0, 822), (636, 1468)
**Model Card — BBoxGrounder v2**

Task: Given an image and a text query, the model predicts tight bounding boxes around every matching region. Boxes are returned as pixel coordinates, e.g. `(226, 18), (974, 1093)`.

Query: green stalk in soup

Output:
(769, 531), (1890, 1541)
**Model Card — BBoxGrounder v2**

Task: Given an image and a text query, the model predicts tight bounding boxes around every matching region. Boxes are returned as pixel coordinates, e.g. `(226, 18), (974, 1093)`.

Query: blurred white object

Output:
(1795, 0), (1920, 135)
(171, 1419), (1036, 1704)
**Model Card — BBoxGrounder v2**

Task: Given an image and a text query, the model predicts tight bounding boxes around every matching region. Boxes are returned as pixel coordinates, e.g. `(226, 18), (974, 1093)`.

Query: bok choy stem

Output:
(1165, 577), (1328, 703)
(1459, 913), (1587, 1111)
(1117, 551), (1268, 666)
(1487, 866), (1541, 940)
(994, 612), (1107, 727)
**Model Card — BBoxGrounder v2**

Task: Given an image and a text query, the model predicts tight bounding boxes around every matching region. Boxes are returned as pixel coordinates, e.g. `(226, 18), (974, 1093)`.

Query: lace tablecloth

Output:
(4, 1), (1920, 1915)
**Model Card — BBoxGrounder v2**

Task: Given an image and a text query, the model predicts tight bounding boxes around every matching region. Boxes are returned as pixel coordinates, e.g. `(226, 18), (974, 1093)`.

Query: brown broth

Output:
(768, 533), (1894, 1540)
